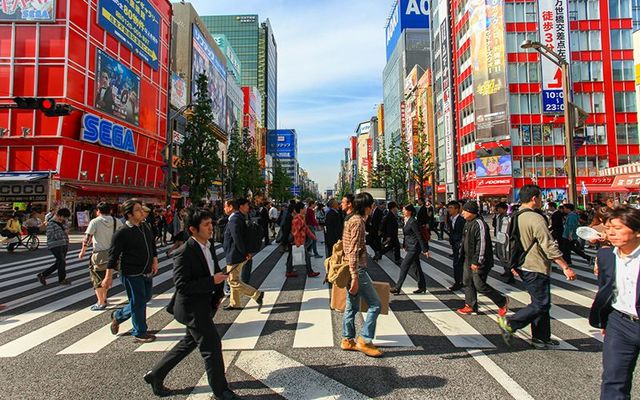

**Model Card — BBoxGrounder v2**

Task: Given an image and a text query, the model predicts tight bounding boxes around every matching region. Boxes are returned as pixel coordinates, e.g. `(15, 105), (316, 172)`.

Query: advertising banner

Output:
(538, 0), (569, 113)
(468, 0), (509, 141)
(475, 155), (512, 177)
(213, 34), (242, 83)
(170, 72), (187, 109)
(267, 130), (296, 159)
(385, 0), (431, 60)
(97, 0), (160, 70)
(94, 49), (140, 126)
(192, 25), (227, 132)
(0, 0), (55, 21)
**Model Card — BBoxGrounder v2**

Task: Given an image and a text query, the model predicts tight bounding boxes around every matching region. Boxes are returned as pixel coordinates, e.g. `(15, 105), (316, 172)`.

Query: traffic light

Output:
(13, 97), (72, 117)
(568, 102), (589, 130)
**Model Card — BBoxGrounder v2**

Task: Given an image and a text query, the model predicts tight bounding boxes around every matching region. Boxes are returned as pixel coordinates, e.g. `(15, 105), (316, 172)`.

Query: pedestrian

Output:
(277, 200), (295, 248)
(324, 198), (343, 257)
(457, 201), (509, 316)
(493, 202), (513, 283)
(390, 204), (429, 295)
(286, 202), (321, 278)
(79, 202), (122, 311)
(561, 203), (591, 266)
(589, 206), (640, 400)
(223, 198), (264, 311)
(168, 206), (188, 257)
(36, 208), (71, 285)
(498, 185), (576, 349)
(268, 202), (279, 239)
(256, 196), (271, 246)
(305, 200), (322, 258)
(1, 212), (22, 252)
(436, 202), (447, 240)
(340, 192), (383, 358)
(367, 201), (384, 261)
(445, 201), (465, 291)
(105, 199), (158, 343)
(143, 209), (240, 400)
(316, 202), (326, 228)
(380, 202), (401, 264)
(341, 194), (355, 222)
(163, 205), (174, 244)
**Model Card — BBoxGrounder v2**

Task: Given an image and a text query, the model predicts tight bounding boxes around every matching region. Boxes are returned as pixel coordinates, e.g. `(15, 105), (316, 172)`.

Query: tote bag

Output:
(292, 244), (305, 266)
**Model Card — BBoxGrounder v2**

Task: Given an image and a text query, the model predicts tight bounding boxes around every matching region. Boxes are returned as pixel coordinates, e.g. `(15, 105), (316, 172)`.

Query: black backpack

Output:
(507, 209), (540, 273)
(245, 219), (264, 254)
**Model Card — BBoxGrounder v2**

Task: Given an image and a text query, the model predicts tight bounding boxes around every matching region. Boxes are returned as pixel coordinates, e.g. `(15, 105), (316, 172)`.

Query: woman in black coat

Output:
(390, 205), (430, 295)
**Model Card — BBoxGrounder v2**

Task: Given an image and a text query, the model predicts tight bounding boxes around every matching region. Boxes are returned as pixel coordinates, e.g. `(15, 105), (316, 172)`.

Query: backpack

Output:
(245, 219), (264, 254)
(507, 209), (539, 273)
(324, 240), (351, 288)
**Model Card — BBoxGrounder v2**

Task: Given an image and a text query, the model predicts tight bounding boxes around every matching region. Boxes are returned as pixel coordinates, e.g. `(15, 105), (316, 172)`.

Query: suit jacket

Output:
(447, 214), (465, 243)
(324, 208), (343, 250)
(168, 237), (224, 327)
(380, 211), (399, 239)
(223, 212), (247, 265)
(589, 247), (640, 329)
(367, 207), (383, 237)
(403, 217), (429, 253)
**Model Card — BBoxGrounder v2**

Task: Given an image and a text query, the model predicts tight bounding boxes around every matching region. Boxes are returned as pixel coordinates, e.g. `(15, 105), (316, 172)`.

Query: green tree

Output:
(225, 126), (244, 198)
(241, 131), (265, 196)
(388, 139), (409, 204)
(355, 172), (366, 190)
(371, 140), (389, 190)
(270, 158), (292, 202)
(178, 73), (221, 203)
(225, 127), (265, 198)
(413, 115), (435, 203)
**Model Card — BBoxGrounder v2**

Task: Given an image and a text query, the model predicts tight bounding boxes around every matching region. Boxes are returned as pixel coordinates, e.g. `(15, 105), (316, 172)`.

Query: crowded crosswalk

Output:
(0, 228), (631, 399)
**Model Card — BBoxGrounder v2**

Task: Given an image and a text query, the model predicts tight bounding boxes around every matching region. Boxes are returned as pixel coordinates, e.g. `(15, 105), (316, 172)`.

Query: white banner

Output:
(538, 0), (569, 113)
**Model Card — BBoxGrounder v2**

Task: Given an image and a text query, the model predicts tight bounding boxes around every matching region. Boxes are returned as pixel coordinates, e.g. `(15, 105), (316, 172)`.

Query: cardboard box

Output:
(330, 281), (389, 315)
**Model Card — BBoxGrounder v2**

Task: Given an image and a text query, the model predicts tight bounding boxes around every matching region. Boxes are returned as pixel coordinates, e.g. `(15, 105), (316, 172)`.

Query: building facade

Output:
(259, 19), (278, 130)
(267, 129), (298, 185)
(0, 0), (173, 221)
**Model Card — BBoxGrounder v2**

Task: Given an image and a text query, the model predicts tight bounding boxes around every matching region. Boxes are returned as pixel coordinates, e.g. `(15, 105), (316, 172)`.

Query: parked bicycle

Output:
(3, 227), (40, 252)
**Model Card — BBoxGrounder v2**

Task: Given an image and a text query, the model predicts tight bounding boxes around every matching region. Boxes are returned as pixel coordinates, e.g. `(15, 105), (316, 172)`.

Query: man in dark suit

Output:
(379, 201), (401, 263)
(144, 209), (240, 400)
(95, 70), (115, 114)
(367, 202), (384, 260)
(445, 201), (465, 291)
(324, 198), (343, 257)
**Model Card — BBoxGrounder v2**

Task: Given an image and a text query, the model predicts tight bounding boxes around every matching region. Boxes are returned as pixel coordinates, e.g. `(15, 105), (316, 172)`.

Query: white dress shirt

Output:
(612, 244), (640, 317)
(196, 239), (216, 276)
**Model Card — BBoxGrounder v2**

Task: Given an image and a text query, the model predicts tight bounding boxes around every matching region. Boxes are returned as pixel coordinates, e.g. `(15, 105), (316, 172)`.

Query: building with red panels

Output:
(450, 0), (639, 201)
(0, 0), (172, 219)
(242, 86), (262, 144)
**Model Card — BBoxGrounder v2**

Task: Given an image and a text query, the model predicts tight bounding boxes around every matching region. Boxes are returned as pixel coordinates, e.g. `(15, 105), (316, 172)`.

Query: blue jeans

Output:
(507, 271), (551, 341)
(343, 269), (381, 343)
(601, 311), (640, 399)
(115, 275), (153, 337)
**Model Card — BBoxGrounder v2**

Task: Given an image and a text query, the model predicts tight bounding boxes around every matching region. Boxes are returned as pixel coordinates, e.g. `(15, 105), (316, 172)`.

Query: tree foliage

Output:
(271, 158), (292, 202)
(225, 126), (264, 198)
(412, 114), (435, 203)
(178, 73), (221, 204)
(387, 139), (409, 204)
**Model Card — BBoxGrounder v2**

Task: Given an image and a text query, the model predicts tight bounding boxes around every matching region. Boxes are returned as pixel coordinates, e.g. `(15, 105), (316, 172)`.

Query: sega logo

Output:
(81, 113), (136, 154)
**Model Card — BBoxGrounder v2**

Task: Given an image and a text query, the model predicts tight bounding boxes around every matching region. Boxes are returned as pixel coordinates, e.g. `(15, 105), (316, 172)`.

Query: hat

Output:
(462, 201), (479, 214)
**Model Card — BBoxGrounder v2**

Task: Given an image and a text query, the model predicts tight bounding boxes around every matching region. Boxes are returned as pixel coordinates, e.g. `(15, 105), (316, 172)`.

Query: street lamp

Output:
(521, 39), (577, 203)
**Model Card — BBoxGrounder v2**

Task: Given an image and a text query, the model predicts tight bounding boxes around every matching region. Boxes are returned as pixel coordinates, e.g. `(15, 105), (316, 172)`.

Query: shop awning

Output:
(586, 184), (629, 193)
(66, 183), (164, 197)
(0, 172), (49, 182)
(476, 186), (512, 196)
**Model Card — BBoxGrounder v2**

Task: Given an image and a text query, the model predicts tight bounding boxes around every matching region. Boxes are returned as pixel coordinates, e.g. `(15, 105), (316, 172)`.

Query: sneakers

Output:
(340, 338), (357, 351)
(36, 273), (46, 286)
(497, 316), (514, 346)
(457, 304), (478, 315)
(110, 310), (120, 335)
(531, 338), (560, 350)
(90, 303), (107, 311)
(134, 333), (157, 343)
(498, 298), (509, 318)
(307, 271), (320, 278)
(356, 336), (383, 357)
(285, 272), (299, 278)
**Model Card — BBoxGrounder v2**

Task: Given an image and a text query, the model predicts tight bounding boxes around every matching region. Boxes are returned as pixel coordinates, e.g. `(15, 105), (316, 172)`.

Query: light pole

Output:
(166, 103), (194, 205)
(532, 153), (542, 184)
(521, 40), (577, 203)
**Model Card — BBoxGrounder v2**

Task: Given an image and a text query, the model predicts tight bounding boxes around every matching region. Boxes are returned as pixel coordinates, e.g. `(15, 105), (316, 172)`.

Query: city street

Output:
(0, 234), (634, 400)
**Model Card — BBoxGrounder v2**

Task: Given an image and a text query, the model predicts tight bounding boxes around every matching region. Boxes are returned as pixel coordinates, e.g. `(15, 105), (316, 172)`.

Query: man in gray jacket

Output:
(37, 208), (71, 286)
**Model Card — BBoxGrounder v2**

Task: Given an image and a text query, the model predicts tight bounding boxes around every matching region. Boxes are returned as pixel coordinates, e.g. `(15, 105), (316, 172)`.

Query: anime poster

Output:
(94, 49), (140, 126)
(475, 155), (512, 177)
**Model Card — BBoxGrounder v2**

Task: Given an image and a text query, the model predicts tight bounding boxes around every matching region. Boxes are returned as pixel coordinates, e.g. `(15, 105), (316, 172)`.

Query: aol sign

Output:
(405, 0), (429, 16)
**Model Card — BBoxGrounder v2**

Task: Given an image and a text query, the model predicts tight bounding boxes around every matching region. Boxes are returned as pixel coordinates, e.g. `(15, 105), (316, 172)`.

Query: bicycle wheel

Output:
(26, 235), (39, 251)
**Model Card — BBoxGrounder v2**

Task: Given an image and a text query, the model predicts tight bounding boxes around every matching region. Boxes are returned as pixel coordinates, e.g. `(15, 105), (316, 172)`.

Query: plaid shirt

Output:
(342, 213), (367, 280)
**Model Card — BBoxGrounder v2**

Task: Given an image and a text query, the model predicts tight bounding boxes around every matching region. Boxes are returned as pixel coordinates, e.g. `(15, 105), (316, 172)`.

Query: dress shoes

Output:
(448, 283), (463, 292)
(413, 288), (426, 294)
(255, 291), (265, 311)
(223, 305), (242, 311)
(134, 333), (156, 343)
(110, 310), (120, 335)
(389, 287), (401, 295)
(143, 370), (170, 397)
(214, 389), (242, 400)
(307, 271), (320, 278)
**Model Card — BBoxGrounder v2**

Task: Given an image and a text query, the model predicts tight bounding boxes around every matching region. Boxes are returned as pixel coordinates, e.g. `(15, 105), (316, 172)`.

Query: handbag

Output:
(292, 244), (305, 266)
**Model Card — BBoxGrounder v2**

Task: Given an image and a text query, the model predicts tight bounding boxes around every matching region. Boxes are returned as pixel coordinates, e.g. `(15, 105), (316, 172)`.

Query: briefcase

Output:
(330, 281), (389, 315)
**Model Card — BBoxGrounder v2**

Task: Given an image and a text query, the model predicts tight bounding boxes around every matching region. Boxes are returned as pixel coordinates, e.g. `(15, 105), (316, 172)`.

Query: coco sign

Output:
(0, 182), (48, 202)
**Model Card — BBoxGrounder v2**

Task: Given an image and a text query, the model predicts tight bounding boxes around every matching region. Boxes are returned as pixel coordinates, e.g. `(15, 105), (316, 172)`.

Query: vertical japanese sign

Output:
(439, 4), (455, 187)
(539, 0), (569, 113)
(468, 0), (509, 140)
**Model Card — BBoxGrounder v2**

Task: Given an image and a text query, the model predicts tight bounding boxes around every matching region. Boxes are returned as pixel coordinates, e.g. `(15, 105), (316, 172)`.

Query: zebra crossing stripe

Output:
(371, 247), (495, 349)
(234, 350), (372, 400)
(221, 253), (287, 350)
(0, 248), (84, 271)
(249, 243), (279, 273)
(467, 349), (535, 400)
(293, 264), (334, 348)
(186, 351), (238, 400)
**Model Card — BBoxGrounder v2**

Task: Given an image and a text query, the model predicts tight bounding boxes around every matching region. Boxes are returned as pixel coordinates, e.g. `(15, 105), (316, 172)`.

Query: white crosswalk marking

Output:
(293, 269), (334, 348)
(186, 351), (238, 399)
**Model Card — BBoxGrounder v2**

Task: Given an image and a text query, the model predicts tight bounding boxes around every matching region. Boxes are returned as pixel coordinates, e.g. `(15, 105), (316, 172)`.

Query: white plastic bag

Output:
(292, 245), (305, 266)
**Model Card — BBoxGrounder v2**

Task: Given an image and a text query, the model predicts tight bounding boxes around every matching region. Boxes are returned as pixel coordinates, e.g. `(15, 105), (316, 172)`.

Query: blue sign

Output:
(581, 182), (588, 196)
(97, 0), (161, 70)
(385, 0), (431, 60)
(81, 113), (136, 154)
(267, 130), (297, 159)
(542, 90), (564, 113)
(290, 185), (301, 196)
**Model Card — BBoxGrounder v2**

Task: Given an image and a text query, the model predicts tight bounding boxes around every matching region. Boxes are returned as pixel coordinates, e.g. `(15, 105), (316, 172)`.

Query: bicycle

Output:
(3, 227), (40, 252)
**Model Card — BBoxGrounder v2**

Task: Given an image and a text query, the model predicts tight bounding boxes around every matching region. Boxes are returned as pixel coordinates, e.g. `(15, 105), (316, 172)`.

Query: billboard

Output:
(469, 0), (509, 141)
(192, 25), (227, 132)
(170, 72), (187, 109)
(267, 130), (296, 159)
(213, 34), (242, 83)
(385, 0), (431, 60)
(97, 0), (160, 70)
(94, 49), (140, 126)
(0, 0), (55, 21)
(538, 0), (569, 113)
(475, 155), (512, 177)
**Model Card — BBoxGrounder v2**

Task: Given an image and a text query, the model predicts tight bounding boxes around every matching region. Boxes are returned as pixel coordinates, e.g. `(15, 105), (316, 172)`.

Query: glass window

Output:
(554, 126), (565, 144)
(530, 93), (541, 114)
(629, 124), (639, 144)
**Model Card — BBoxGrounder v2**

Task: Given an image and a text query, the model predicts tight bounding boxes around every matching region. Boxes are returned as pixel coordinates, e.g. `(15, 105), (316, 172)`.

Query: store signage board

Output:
(81, 113), (137, 154)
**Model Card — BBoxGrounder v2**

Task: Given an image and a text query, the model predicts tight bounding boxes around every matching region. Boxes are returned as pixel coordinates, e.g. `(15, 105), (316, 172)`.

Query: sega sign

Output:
(385, 0), (431, 60)
(81, 113), (136, 154)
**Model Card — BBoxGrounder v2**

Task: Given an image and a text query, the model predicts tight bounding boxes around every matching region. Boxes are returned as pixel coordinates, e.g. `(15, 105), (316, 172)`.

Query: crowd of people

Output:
(0, 184), (638, 399)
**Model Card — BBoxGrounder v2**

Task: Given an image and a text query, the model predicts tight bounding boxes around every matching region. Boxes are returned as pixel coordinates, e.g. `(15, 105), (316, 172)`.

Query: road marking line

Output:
(186, 351), (238, 400)
(467, 349), (535, 400)
(293, 269), (334, 348)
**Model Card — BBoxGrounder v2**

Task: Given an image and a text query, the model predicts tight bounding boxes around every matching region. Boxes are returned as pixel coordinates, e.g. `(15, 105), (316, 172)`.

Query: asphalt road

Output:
(0, 232), (637, 400)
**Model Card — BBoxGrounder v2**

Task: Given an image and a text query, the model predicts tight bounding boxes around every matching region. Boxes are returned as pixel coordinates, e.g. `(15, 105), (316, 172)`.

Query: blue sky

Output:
(185, 0), (389, 192)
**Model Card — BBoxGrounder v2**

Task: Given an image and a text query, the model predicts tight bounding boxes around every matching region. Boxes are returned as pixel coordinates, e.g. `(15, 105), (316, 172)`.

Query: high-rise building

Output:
(260, 19), (278, 130)
(449, 0), (639, 201)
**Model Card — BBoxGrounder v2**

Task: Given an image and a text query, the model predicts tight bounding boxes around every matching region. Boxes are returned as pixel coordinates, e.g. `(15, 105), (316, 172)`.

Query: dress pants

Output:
(152, 318), (229, 397)
(507, 271), (551, 341)
(451, 240), (463, 285)
(463, 266), (507, 311)
(381, 237), (401, 262)
(42, 245), (68, 281)
(395, 250), (425, 291)
(560, 238), (590, 266)
(286, 242), (313, 274)
(227, 261), (260, 308)
(601, 311), (640, 399)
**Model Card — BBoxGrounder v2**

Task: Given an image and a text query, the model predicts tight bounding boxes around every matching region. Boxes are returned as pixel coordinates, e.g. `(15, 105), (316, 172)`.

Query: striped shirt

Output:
(342, 213), (368, 280)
